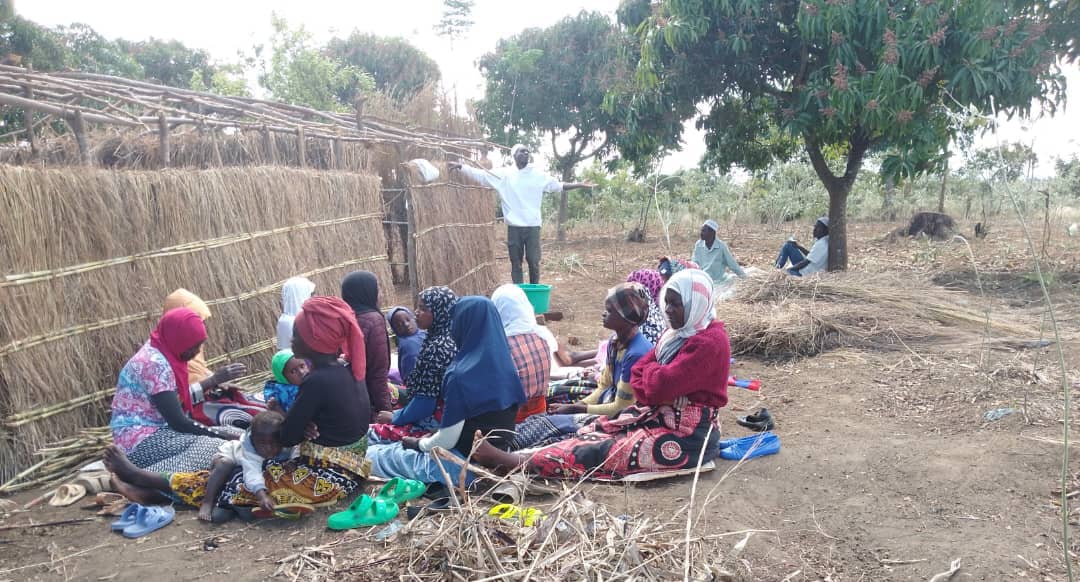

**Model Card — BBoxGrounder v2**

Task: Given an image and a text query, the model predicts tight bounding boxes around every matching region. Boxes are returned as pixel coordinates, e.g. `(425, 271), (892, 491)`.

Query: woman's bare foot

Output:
(198, 501), (215, 522)
(111, 474), (170, 506)
(103, 445), (171, 491)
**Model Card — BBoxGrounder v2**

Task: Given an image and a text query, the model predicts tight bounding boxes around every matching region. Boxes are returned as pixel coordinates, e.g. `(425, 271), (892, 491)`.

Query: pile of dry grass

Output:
(0, 165), (391, 482)
(721, 272), (1036, 358)
(331, 486), (754, 581)
(404, 160), (500, 297)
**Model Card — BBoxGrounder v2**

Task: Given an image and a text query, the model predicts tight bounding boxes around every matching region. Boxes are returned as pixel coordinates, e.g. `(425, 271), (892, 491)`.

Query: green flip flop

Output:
(376, 477), (426, 505)
(327, 495), (399, 530)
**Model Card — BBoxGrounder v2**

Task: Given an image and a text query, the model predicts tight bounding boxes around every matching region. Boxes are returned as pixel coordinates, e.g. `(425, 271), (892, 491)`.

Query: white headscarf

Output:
(491, 283), (538, 337)
(656, 269), (715, 364)
(277, 277), (316, 349)
(281, 277), (316, 316)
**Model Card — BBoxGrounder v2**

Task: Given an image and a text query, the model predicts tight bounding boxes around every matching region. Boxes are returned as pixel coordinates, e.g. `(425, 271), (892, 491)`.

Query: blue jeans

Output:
(775, 241), (805, 276)
(366, 443), (475, 487)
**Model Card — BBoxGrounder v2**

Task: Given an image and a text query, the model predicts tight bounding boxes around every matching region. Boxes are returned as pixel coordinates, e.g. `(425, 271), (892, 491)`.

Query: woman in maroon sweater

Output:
(474, 268), (728, 480)
(341, 271), (392, 421)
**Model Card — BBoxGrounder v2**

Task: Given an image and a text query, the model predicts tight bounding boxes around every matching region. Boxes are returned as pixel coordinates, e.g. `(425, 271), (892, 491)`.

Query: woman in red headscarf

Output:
(107, 297), (373, 514)
(109, 308), (235, 474)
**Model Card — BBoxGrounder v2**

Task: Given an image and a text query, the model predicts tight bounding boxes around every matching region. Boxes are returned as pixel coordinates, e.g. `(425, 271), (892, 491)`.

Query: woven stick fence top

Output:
(0, 65), (498, 160)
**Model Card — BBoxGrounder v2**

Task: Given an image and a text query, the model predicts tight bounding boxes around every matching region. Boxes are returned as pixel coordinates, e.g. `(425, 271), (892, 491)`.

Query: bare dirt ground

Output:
(2, 218), (1079, 581)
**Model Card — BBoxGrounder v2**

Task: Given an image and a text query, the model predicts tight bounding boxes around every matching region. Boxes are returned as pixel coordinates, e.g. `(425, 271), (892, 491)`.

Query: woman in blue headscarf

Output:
(365, 296), (526, 486)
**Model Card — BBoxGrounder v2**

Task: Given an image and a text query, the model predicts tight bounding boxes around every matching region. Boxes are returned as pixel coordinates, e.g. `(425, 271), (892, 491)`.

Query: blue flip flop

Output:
(110, 503), (140, 532)
(719, 432), (780, 461)
(122, 505), (175, 539)
(717, 431), (776, 450)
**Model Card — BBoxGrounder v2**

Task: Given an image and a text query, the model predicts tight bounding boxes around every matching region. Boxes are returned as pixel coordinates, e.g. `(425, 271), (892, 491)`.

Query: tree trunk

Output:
(804, 133), (870, 272)
(937, 166), (949, 213)
(556, 163), (574, 243)
(882, 175), (897, 221)
(826, 182), (850, 271)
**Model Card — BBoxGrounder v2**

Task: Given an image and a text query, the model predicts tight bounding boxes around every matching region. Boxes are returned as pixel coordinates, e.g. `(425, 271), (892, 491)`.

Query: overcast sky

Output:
(20, 0), (1080, 175)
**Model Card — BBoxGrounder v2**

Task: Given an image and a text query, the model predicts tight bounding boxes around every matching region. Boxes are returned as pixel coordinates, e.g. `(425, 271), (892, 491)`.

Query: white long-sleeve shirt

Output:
(799, 236), (829, 276)
(217, 432), (297, 494)
(458, 164), (563, 227)
(418, 421), (464, 454)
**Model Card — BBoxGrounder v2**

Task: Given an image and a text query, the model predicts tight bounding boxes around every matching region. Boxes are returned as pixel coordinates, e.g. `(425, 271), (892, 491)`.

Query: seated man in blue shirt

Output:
(692, 219), (747, 285)
(775, 217), (830, 276)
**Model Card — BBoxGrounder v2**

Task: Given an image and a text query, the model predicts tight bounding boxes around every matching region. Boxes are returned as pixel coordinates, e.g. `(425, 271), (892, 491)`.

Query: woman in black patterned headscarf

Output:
(370, 286), (459, 440)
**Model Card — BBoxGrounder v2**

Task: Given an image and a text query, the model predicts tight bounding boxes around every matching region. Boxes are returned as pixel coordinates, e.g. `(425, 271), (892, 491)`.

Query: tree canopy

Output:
(475, 10), (631, 240)
(119, 38), (214, 89)
(614, 0), (1067, 269)
(435, 0), (475, 46)
(258, 15), (374, 112)
(326, 32), (440, 100)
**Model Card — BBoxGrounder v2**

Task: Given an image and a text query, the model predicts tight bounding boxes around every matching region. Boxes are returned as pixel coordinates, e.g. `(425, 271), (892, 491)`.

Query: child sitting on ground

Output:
(262, 349), (308, 413)
(386, 306), (426, 387)
(198, 410), (297, 521)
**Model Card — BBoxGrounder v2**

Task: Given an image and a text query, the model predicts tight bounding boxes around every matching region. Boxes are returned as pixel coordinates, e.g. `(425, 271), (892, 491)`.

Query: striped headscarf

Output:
(606, 282), (650, 327)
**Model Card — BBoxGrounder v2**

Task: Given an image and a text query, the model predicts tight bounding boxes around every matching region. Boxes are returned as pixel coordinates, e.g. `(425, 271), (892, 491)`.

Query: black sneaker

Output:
(736, 408), (775, 432)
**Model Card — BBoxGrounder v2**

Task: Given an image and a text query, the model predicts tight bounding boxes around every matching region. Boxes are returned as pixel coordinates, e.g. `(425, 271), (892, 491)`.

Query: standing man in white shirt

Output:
(449, 144), (592, 285)
(774, 217), (830, 276)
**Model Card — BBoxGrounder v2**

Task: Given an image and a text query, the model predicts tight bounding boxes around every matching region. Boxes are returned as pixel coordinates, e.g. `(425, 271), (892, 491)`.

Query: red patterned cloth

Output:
(507, 332), (551, 422)
(527, 403), (719, 480)
(369, 405), (442, 442)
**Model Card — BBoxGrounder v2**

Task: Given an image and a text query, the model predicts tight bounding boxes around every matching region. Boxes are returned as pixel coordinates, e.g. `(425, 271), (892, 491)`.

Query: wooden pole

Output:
(211, 128), (223, 166)
(157, 111), (170, 168)
(262, 124), (277, 165)
(69, 110), (90, 166)
(0, 93), (139, 127)
(354, 95), (365, 130)
(406, 187), (419, 301)
(296, 126), (306, 168)
(21, 64), (38, 158)
(332, 135), (343, 170)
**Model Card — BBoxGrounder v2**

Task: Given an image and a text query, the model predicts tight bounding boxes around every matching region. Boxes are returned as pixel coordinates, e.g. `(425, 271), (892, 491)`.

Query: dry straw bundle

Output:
(0, 165), (391, 482)
(721, 272), (1036, 358)
(404, 160), (500, 297)
(334, 489), (749, 581)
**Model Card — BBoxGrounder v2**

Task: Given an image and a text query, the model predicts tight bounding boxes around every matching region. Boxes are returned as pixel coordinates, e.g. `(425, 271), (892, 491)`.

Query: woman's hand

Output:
(266, 398), (284, 413)
(401, 437), (420, 451)
(375, 411), (394, 424)
(208, 363), (247, 388)
(672, 396), (689, 411)
(207, 383), (238, 400)
(256, 490), (275, 513)
(303, 422), (320, 441)
(548, 403), (587, 415)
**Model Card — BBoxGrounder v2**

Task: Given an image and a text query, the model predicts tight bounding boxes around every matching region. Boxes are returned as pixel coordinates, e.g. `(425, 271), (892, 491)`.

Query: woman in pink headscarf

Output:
(109, 308), (234, 474)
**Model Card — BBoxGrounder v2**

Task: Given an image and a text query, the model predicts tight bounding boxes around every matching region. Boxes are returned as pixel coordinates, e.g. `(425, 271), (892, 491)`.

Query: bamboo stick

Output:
(2, 213), (382, 286)
(157, 111), (169, 167)
(21, 76), (38, 156)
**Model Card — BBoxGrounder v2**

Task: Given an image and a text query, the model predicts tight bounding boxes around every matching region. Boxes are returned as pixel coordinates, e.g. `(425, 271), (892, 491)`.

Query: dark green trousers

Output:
(507, 225), (541, 284)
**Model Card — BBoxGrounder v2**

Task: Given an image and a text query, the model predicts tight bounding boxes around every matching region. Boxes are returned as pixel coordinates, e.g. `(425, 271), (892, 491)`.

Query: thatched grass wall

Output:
(404, 161), (499, 297)
(0, 166), (391, 482)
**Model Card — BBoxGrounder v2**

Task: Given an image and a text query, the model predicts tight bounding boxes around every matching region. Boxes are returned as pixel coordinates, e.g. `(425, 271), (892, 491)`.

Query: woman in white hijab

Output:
(472, 269), (732, 479)
(276, 277), (316, 349)
(491, 284), (553, 421)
